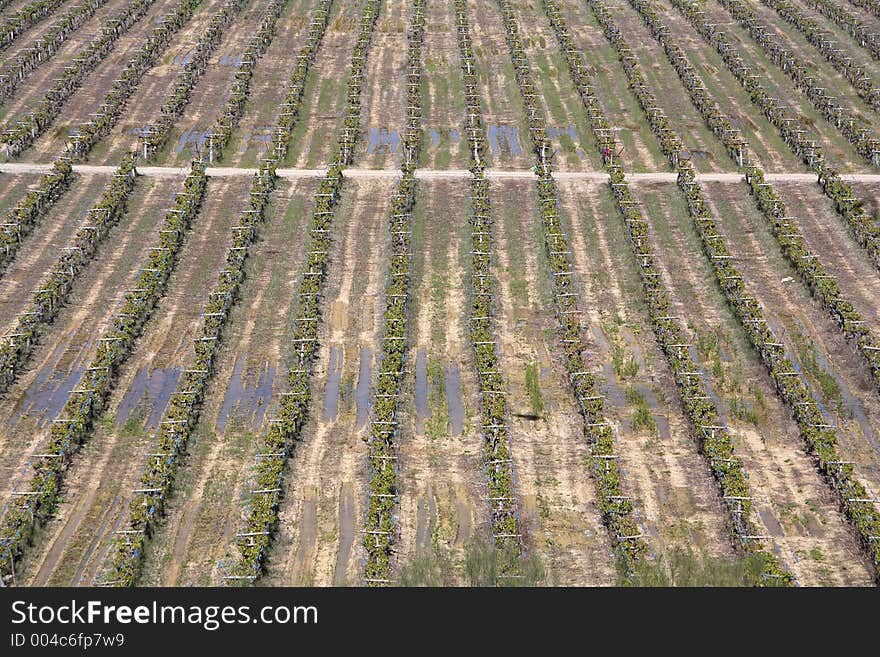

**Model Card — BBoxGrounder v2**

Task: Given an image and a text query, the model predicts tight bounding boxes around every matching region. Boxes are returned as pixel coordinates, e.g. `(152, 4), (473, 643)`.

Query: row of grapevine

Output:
(705, 0), (880, 167)
(608, 0), (880, 582)
(2, 0), (161, 157)
(804, 0), (880, 62)
(0, 156), (138, 395)
(495, 0), (647, 575)
(140, 0), (257, 159)
(363, 0), (424, 587)
(105, 0), (348, 587)
(194, 0), (292, 163)
(0, 0), (250, 392)
(0, 0), (270, 578)
(847, 0), (880, 21)
(223, 0), (386, 585)
(0, 0), (66, 52)
(0, 0), (245, 285)
(758, 0), (880, 114)
(669, 0), (880, 323)
(625, 1), (880, 394)
(0, 159), (72, 275)
(0, 0), (111, 104)
(0, 153), (141, 577)
(453, 0), (523, 574)
(543, 0), (792, 583)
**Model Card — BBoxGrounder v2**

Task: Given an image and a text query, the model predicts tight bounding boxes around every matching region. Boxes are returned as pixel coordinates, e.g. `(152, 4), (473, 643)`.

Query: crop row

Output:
(804, 0), (880, 62)
(495, 0), (647, 575)
(759, 0), (880, 116)
(0, 156), (137, 396)
(0, 0), (248, 393)
(102, 0), (338, 587)
(0, 0), (280, 581)
(627, 0), (880, 417)
(547, 0), (792, 583)
(62, 0), (207, 159)
(2, 0), (161, 157)
(224, 0), (379, 585)
(0, 159), (73, 275)
(139, 0), (249, 158)
(707, 0), (880, 167)
(670, 0), (880, 329)
(199, 0), (291, 163)
(0, 0), (111, 103)
(0, 0), (66, 53)
(630, 0), (880, 582)
(0, 153), (142, 577)
(454, 0), (522, 574)
(0, 0), (242, 286)
(363, 0), (424, 587)
(848, 0), (880, 21)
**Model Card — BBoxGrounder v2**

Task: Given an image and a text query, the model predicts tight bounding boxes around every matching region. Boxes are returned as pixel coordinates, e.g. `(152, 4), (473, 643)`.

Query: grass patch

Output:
(525, 362), (544, 417)
(396, 536), (546, 586)
(621, 547), (775, 586)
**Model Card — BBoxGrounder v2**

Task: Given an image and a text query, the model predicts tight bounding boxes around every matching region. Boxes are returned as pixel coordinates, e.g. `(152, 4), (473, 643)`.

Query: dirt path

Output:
(465, 0), (534, 170)
(771, 180), (880, 328)
(267, 178), (392, 586)
(699, 181), (880, 493)
(8, 177), (247, 585)
(133, 178), (317, 585)
(630, 179), (875, 584)
(280, 0), (362, 169)
(509, 0), (613, 172)
(420, 0), (468, 170)
(353, 0), (408, 170)
(91, 0), (274, 166)
(0, 176), (177, 478)
(489, 178), (619, 585)
(0, 174), (111, 335)
(5, 0), (222, 162)
(556, 178), (738, 562)
(395, 179), (487, 580)
(679, 0), (867, 172)
(225, 0), (314, 167)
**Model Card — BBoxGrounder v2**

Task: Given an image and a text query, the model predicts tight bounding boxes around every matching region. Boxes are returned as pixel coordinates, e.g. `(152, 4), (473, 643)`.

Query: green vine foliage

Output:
(363, 0), (425, 586)
(496, 0), (648, 576)
(666, 0), (880, 581)
(542, 0), (791, 584)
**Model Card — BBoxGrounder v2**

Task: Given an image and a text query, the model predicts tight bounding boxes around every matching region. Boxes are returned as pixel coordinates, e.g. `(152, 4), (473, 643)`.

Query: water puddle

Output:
(415, 487), (437, 554)
(292, 498), (317, 583)
(321, 345), (343, 422)
(415, 347), (429, 432)
(430, 129), (439, 147)
(620, 327), (646, 372)
(686, 149), (712, 161)
(449, 128), (460, 144)
(172, 50), (195, 66)
(116, 366), (182, 430)
(810, 345), (878, 451)
(218, 54), (243, 67)
(216, 357), (275, 433)
(547, 124), (577, 146)
(638, 383), (671, 440)
(333, 483), (356, 586)
(366, 127), (400, 155)
(444, 361), (464, 436)
(355, 347), (372, 428)
(238, 125), (274, 155)
(488, 124), (522, 158)
(8, 337), (93, 429)
(455, 500), (471, 546)
(174, 128), (211, 154)
(758, 506), (785, 537)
